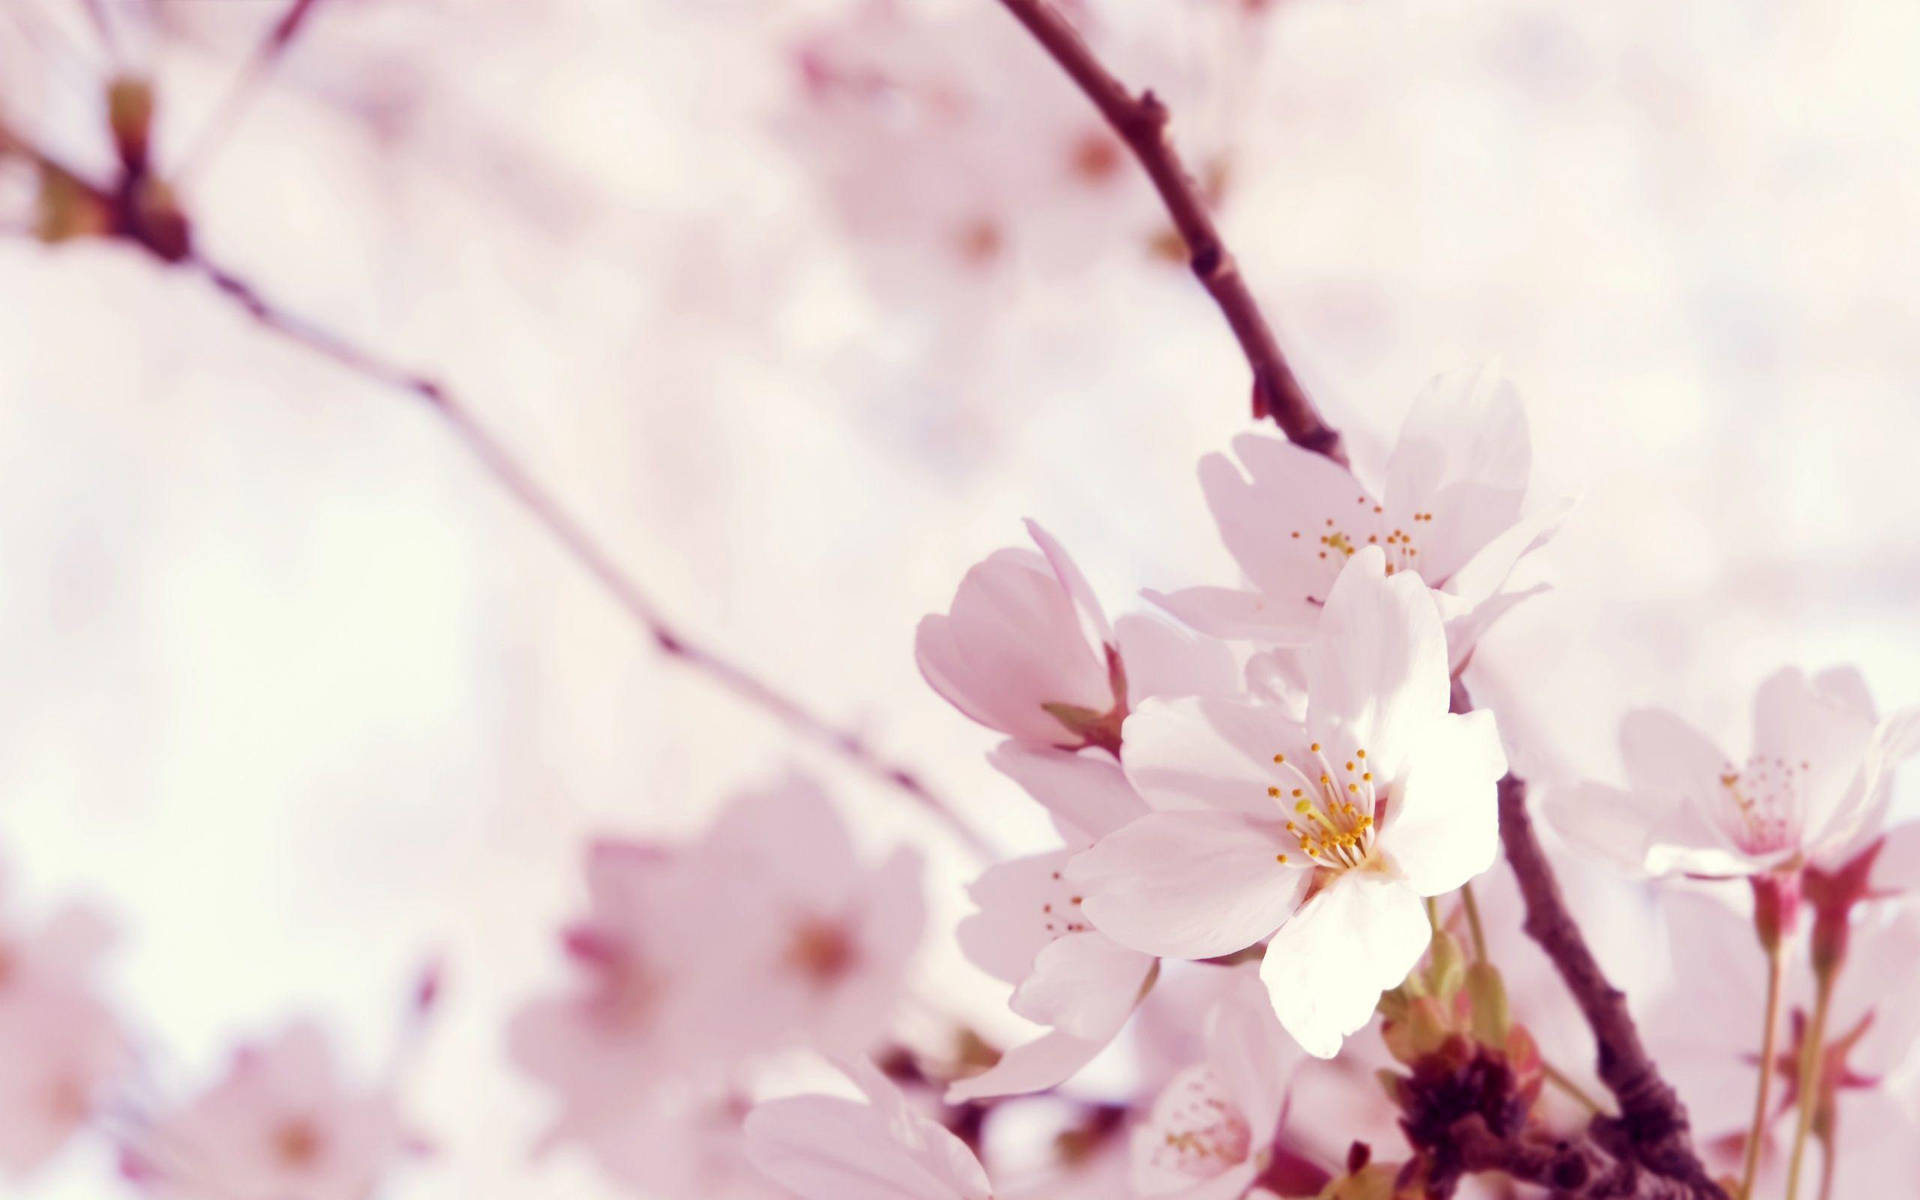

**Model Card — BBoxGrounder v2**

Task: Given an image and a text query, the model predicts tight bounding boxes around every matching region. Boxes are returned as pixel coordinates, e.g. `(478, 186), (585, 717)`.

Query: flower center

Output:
(272, 1117), (325, 1169)
(786, 917), (861, 988)
(1267, 742), (1379, 870)
(1716, 753), (1812, 855)
(1148, 1069), (1253, 1181)
(1287, 496), (1436, 599)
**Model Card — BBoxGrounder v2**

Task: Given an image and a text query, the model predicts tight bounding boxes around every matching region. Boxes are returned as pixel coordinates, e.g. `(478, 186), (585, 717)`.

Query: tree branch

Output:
(184, 256), (995, 860)
(1441, 679), (1720, 1196)
(989, 0), (1346, 463)
(2, 116), (992, 860)
(1493, 773), (1723, 1196)
(1448, 1115), (1712, 1200)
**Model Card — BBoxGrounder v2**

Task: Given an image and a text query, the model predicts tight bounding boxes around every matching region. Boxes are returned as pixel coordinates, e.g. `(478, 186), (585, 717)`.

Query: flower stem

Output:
(1737, 942), (1784, 1198)
(1460, 881), (1489, 962)
(1541, 1061), (1606, 1116)
(1783, 968), (1836, 1200)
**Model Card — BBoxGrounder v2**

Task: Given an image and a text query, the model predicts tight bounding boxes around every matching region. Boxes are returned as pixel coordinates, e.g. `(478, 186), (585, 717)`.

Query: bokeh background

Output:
(3, 0), (1917, 1195)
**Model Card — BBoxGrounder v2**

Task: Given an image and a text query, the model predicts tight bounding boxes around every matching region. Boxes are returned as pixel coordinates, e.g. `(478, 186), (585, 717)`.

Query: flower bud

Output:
(916, 521), (1124, 748)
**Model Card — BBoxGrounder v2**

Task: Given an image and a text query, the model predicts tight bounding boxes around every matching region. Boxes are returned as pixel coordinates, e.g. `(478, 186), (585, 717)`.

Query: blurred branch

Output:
(989, 0), (1346, 464)
(0, 112), (994, 861)
(175, 0), (332, 182)
(184, 257), (997, 861)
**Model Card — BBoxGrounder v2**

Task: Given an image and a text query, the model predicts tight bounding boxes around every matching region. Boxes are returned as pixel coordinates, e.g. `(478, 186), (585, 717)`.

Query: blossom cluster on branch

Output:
(1, 1), (1917, 1200)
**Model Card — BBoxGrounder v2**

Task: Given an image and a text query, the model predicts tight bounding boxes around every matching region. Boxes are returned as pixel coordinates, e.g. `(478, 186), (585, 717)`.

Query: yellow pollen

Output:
(1267, 786), (1281, 797)
(1345, 761), (1356, 771)
(1310, 743), (1321, 752)
(1347, 782), (1359, 793)
(1356, 750), (1366, 758)
(1276, 854), (1288, 863)
(1291, 788), (1304, 797)
(1362, 772), (1372, 781)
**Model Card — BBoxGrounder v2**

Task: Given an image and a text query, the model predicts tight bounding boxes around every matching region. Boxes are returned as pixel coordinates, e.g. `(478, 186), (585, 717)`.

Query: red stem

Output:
(989, 0), (1346, 463)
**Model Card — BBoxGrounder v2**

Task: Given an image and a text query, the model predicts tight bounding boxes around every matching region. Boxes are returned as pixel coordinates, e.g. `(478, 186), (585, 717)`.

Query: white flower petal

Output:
(1302, 547), (1449, 778)
(1122, 695), (1306, 818)
(1068, 811), (1308, 959)
(1377, 710), (1506, 896)
(1259, 873), (1429, 1058)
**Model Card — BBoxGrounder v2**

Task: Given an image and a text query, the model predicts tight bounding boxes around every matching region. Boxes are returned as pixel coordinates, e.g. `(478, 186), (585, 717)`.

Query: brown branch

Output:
(988, 0), (1346, 464)
(1493, 772), (1723, 1196)
(183, 256), (994, 860)
(1443, 680), (1720, 1196)
(1447, 1115), (1712, 1200)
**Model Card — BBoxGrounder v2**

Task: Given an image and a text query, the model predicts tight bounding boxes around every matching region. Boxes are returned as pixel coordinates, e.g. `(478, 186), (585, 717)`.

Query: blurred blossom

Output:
(511, 775), (924, 1187)
(122, 1023), (415, 1200)
(0, 871), (127, 1180)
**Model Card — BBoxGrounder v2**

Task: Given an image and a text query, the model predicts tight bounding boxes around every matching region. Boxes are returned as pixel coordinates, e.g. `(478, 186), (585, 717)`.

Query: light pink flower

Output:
(1070, 548), (1508, 1057)
(745, 1058), (993, 1200)
(1548, 666), (1920, 879)
(1131, 967), (1296, 1200)
(949, 748), (1156, 1102)
(917, 521), (1125, 749)
(512, 776), (925, 1182)
(0, 877), (127, 1179)
(698, 775), (927, 1059)
(1150, 366), (1556, 671)
(125, 1023), (413, 1200)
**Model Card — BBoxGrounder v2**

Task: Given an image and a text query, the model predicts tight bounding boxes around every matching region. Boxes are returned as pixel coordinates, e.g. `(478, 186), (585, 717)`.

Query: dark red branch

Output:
(1448, 1115), (1713, 1200)
(989, 0), (1346, 463)
(1494, 774), (1723, 1197)
(1441, 679), (1720, 1196)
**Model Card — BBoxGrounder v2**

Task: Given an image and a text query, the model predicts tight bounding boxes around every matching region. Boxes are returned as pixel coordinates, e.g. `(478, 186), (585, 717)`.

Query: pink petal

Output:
(989, 743), (1146, 842)
(1068, 811), (1307, 959)
(1009, 930), (1154, 1039)
(943, 1029), (1108, 1104)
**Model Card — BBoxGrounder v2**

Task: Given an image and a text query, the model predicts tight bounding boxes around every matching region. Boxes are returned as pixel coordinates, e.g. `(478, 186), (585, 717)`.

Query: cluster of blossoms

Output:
(13, 369), (1911, 1200)
(737, 368), (1920, 1200)
(0, 870), (419, 1200)
(5, 3), (1919, 1199)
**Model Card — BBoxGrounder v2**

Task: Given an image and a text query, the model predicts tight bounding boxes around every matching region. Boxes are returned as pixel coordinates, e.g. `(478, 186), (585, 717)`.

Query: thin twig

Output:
(988, 0), (1346, 463)
(174, 0), (331, 183)
(179, 254), (993, 860)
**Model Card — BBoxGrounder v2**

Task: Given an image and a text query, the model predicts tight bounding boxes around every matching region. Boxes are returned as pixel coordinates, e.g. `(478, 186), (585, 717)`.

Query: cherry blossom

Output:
(1069, 547), (1508, 1057)
(916, 521), (1126, 749)
(745, 1057), (993, 1200)
(512, 775), (925, 1182)
(0, 878), (127, 1180)
(948, 748), (1157, 1102)
(123, 1022), (415, 1200)
(1547, 665), (1920, 881)
(1131, 966), (1296, 1200)
(1149, 366), (1556, 671)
